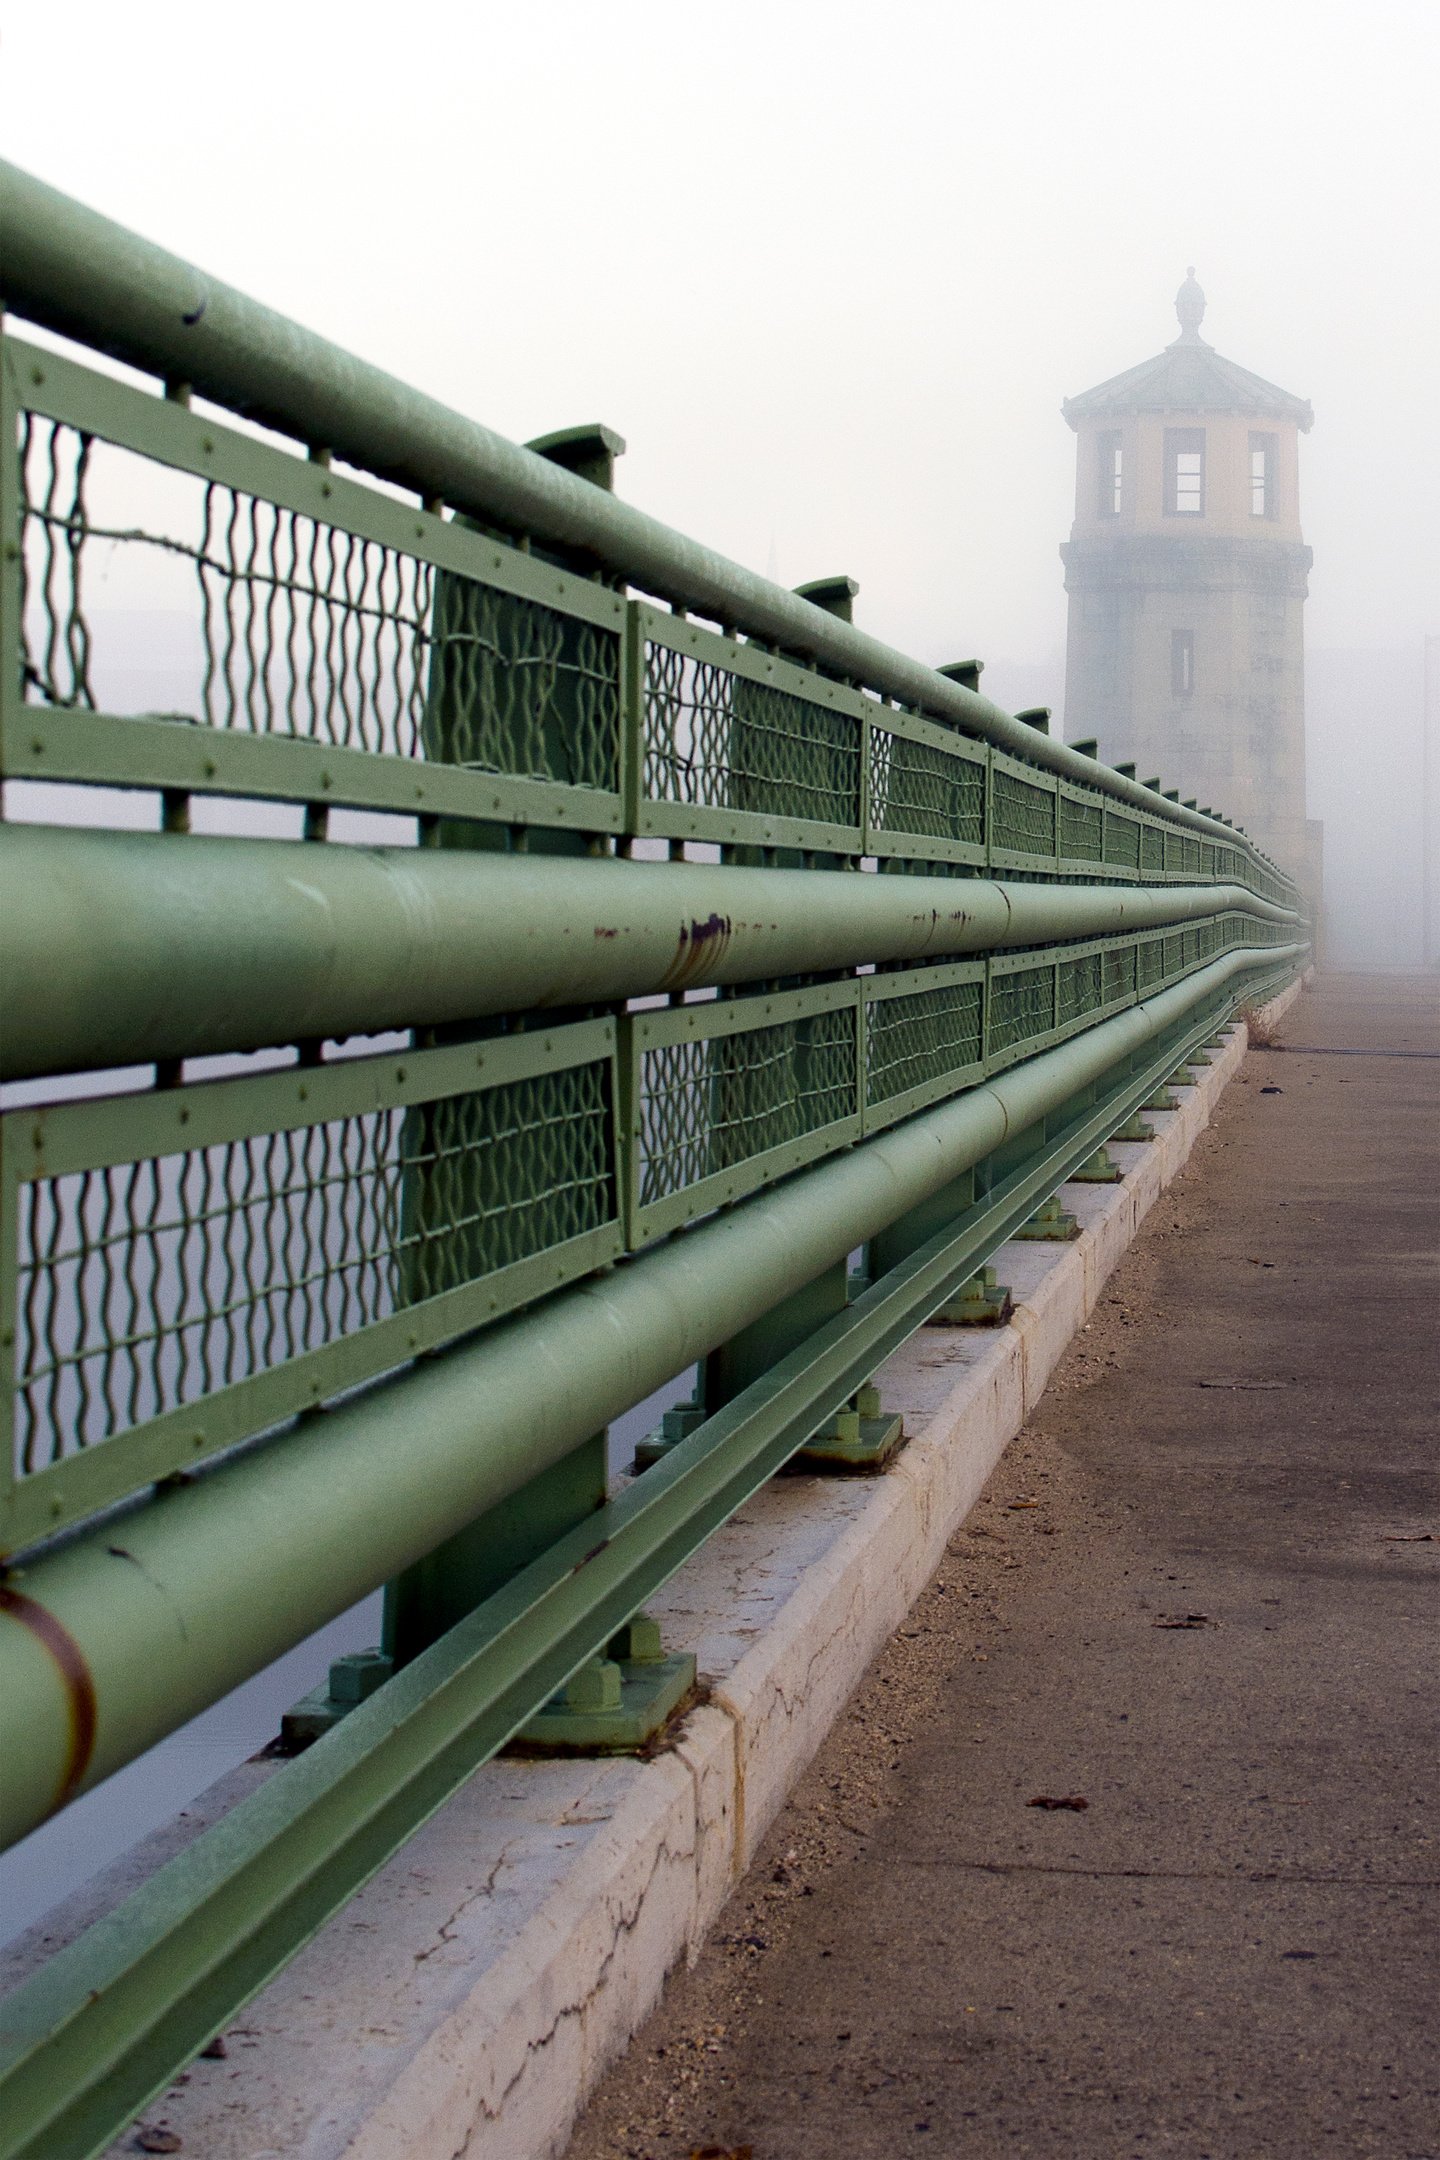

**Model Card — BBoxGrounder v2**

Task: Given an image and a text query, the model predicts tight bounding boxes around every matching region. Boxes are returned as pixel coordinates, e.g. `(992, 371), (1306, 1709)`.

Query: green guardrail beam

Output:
(0, 824), (1300, 1081)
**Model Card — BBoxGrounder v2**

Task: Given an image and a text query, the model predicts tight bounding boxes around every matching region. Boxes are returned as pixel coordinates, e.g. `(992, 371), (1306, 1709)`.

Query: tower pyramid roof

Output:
(1063, 270), (1313, 432)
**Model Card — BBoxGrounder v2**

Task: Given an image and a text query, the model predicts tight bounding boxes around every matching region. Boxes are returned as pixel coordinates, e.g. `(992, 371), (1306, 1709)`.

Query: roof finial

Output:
(1175, 265), (1206, 342)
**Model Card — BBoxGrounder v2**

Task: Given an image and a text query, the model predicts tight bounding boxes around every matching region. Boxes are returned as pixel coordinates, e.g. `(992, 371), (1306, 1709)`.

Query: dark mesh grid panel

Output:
(1102, 944), (1137, 1005)
(642, 643), (861, 828)
(1059, 794), (1104, 863)
(989, 965), (1055, 1054)
(992, 767), (1056, 857)
(866, 977), (983, 1108)
(422, 577), (619, 790)
(868, 728), (985, 847)
(1104, 811), (1141, 870)
(637, 1006), (856, 1208)
(1164, 828), (1202, 878)
(1058, 949), (1104, 1025)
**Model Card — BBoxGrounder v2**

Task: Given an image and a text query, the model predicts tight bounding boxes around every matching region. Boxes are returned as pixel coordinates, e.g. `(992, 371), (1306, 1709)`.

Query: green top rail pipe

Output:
(0, 159), (1287, 874)
(0, 822), (1301, 1081)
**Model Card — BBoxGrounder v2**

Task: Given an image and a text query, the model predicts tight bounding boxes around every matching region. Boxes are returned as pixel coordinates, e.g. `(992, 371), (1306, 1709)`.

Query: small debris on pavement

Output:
(1381, 1532), (1434, 1542)
(1260, 1084), (1284, 1093)
(1197, 1378), (1290, 1390)
(134, 2133), (183, 2155)
(1027, 1794), (1089, 1811)
(1153, 1613), (1216, 1628)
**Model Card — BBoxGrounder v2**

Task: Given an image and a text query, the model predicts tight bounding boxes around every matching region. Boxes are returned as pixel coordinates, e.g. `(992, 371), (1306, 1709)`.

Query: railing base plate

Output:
(509, 1651), (698, 1756)
(791, 1411), (906, 1475)
(926, 1266), (1014, 1326)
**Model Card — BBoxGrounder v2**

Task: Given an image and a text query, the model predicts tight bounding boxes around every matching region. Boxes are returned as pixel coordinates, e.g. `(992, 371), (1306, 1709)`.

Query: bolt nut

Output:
(565, 1657), (623, 1712)
(609, 1613), (665, 1665)
(329, 1649), (393, 1705)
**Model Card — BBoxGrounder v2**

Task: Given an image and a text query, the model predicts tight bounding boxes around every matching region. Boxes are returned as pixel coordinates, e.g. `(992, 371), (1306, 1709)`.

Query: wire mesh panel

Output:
(1163, 826), (1203, 880)
(1058, 788), (1105, 867)
(987, 959), (1058, 1061)
(990, 752), (1058, 870)
(627, 985), (861, 1241)
(1102, 941), (1138, 1006)
(1240, 913), (1288, 953)
(633, 607), (865, 851)
(419, 572), (618, 794)
(1, 1025), (620, 1548)
(1103, 807), (1142, 872)
(1058, 947), (1104, 1027)
(1137, 933), (1168, 992)
(1140, 822), (1166, 876)
(2, 339), (625, 829)
(862, 962), (985, 1131)
(866, 713), (986, 866)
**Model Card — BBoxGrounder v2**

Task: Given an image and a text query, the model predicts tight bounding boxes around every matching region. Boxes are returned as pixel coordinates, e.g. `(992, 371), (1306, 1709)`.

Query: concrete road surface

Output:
(566, 972), (1439, 2160)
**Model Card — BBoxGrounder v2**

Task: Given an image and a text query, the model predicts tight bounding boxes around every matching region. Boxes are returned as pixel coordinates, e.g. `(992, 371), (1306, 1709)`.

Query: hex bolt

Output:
(608, 1613), (665, 1665)
(565, 1657), (624, 1712)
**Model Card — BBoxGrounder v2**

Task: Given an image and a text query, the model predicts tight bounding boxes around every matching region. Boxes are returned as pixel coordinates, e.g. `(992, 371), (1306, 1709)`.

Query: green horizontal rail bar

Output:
(0, 964), (1269, 2160)
(0, 820), (1298, 1081)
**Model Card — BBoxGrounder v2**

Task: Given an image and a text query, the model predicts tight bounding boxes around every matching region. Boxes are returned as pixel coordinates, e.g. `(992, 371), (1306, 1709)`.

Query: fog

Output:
(4, 0), (1438, 957)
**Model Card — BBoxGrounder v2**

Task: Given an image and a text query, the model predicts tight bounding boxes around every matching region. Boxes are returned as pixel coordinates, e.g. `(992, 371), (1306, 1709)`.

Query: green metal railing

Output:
(0, 159), (1305, 2160)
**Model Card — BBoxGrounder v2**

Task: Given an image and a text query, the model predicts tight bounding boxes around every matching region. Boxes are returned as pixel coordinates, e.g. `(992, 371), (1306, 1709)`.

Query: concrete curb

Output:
(16, 979), (1299, 2160)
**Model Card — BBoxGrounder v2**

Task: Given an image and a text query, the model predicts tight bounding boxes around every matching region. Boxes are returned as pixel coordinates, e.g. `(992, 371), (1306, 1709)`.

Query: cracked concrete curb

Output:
(8, 982), (1299, 2160)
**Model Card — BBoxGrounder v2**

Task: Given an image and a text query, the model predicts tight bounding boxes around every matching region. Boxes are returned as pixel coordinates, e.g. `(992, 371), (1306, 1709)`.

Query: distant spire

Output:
(1174, 265), (1207, 343)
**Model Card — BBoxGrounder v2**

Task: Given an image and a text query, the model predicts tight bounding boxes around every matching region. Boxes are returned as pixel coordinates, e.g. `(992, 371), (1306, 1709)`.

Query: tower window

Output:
(1164, 428), (1205, 515)
(1097, 430), (1122, 516)
(1250, 432), (1277, 517)
(1171, 629), (1195, 696)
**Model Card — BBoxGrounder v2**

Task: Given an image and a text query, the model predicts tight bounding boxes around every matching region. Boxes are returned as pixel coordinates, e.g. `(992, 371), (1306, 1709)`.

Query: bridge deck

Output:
(567, 971), (1438, 2159)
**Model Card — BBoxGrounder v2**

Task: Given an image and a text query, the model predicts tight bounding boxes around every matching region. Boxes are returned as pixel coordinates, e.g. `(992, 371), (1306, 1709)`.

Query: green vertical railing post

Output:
(381, 428), (627, 1671)
(704, 1258), (852, 1419)
(867, 1167), (977, 1281)
(383, 1432), (608, 1666)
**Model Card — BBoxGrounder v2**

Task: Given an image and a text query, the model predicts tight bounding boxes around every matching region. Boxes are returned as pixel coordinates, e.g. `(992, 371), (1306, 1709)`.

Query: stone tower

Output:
(1060, 272), (1319, 895)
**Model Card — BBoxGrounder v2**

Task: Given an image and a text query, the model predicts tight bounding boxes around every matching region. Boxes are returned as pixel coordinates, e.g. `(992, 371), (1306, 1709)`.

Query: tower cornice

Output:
(1060, 532), (1312, 597)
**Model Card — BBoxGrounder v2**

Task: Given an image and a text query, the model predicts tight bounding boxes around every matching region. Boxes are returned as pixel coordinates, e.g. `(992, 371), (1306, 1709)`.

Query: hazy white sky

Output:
(2, 0), (1437, 688)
